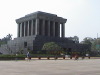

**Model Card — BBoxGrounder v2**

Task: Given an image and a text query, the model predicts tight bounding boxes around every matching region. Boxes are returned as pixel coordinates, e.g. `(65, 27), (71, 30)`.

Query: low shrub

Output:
(0, 54), (26, 58)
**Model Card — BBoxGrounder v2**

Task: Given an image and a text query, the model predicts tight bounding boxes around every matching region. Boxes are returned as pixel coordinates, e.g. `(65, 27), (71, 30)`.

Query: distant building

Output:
(68, 36), (79, 43)
(0, 11), (90, 54)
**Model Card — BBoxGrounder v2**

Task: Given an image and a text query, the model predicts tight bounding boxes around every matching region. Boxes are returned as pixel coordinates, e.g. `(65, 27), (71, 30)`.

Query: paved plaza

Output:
(0, 59), (100, 75)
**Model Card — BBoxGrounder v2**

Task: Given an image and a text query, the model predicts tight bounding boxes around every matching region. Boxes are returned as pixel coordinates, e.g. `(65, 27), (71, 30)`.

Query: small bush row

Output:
(0, 54), (26, 58)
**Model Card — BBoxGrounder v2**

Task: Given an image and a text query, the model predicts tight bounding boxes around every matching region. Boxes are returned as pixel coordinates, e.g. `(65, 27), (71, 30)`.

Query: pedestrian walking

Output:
(27, 52), (31, 61)
(75, 54), (79, 60)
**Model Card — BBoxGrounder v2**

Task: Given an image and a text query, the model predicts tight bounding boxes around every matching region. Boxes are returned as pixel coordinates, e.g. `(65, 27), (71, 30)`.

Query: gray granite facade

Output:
(0, 11), (90, 54)
(16, 11), (66, 38)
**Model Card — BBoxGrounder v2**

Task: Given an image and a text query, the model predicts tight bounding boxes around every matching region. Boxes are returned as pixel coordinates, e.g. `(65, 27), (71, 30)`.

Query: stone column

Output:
(27, 21), (29, 36)
(48, 20), (50, 36)
(58, 22), (60, 37)
(24, 22), (26, 37)
(33, 20), (35, 35)
(20, 23), (22, 37)
(22, 22), (24, 37)
(17, 23), (20, 37)
(35, 18), (39, 35)
(61, 23), (65, 37)
(31, 20), (33, 36)
(42, 19), (45, 36)
(53, 21), (55, 37)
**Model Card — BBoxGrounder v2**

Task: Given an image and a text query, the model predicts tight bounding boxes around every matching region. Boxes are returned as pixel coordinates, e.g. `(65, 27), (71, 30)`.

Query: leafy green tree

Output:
(80, 37), (93, 46)
(92, 38), (100, 51)
(81, 37), (100, 53)
(42, 42), (62, 51)
(42, 42), (63, 55)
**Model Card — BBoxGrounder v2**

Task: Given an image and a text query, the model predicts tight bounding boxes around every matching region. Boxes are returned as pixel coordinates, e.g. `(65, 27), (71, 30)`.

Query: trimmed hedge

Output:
(0, 54), (64, 60)
(0, 54), (26, 57)
(30, 54), (63, 57)
(0, 54), (25, 60)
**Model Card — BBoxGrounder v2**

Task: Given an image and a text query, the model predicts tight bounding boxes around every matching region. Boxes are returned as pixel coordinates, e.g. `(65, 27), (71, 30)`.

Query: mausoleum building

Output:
(0, 11), (90, 54)
(16, 11), (66, 38)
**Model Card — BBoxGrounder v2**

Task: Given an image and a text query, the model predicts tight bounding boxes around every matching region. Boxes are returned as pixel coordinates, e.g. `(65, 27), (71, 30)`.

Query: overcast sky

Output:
(0, 0), (100, 41)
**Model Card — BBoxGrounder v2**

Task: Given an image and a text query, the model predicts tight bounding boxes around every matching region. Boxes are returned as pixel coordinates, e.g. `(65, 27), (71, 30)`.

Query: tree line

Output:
(0, 34), (12, 46)
(80, 37), (100, 52)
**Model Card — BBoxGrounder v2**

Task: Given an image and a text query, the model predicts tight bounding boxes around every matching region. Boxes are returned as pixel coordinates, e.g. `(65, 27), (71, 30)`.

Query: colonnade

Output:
(17, 18), (65, 38)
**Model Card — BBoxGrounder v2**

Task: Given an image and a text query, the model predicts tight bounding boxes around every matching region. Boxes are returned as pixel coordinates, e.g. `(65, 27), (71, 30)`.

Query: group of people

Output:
(72, 53), (90, 60)
(26, 52), (90, 60)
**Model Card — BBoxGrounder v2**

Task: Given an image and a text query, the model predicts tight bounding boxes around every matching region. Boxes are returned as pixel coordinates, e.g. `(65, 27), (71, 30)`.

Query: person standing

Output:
(27, 52), (31, 61)
(15, 53), (18, 61)
(86, 53), (90, 59)
(75, 54), (79, 60)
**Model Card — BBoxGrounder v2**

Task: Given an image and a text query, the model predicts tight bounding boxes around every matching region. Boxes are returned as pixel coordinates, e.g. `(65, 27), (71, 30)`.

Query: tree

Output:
(92, 38), (100, 51)
(42, 42), (63, 55)
(80, 37), (93, 54)
(81, 37), (100, 50)
(80, 37), (93, 46)
(0, 34), (12, 46)
(80, 37), (100, 56)
(42, 42), (62, 51)
(6, 34), (12, 40)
